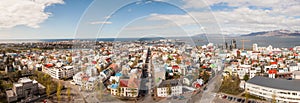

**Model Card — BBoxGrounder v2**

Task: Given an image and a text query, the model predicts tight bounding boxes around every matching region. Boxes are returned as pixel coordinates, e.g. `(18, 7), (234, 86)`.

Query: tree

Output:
(202, 71), (210, 83)
(244, 74), (249, 81)
(245, 90), (249, 103)
(57, 81), (62, 102)
(176, 57), (181, 64)
(66, 86), (71, 101)
(272, 92), (276, 103)
(46, 84), (51, 98)
(166, 81), (172, 96)
(112, 79), (116, 84)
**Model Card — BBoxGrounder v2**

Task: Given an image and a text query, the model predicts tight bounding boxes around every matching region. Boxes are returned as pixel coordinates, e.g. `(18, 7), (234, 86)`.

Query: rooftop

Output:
(247, 76), (300, 91)
(18, 77), (32, 83)
(5, 90), (15, 97)
(158, 79), (181, 88)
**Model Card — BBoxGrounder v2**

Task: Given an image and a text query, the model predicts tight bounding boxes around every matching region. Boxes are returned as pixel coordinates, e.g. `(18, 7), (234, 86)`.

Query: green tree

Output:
(245, 90), (249, 103)
(244, 74), (249, 81)
(46, 84), (51, 98)
(272, 92), (276, 103)
(66, 86), (71, 101)
(166, 81), (172, 96)
(57, 81), (62, 102)
(202, 71), (210, 83)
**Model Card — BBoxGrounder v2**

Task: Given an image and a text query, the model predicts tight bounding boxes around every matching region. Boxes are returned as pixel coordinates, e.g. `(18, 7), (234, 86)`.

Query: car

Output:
(237, 98), (242, 102)
(179, 95), (185, 100)
(241, 99), (245, 103)
(172, 96), (178, 99)
(227, 96), (233, 101)
(70, 80), (76, 85)
(222, 95), (227, 99)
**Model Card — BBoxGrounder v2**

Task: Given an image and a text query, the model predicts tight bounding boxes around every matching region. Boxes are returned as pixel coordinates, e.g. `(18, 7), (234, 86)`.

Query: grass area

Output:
(219, 89), (244, 95)
(242, 93), (265, 100)
(218, 75), (244, 95)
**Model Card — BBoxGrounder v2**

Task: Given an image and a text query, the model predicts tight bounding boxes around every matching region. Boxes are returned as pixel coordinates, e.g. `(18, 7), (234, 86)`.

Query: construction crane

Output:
(240, 39), (250, 50)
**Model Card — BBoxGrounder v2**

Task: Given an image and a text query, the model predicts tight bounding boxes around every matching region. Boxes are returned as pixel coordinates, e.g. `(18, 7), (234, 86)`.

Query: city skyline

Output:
(0, 0), (300, 39)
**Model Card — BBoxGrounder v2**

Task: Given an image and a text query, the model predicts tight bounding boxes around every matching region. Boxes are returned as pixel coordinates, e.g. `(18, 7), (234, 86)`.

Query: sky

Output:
(0, 0), (300, 39)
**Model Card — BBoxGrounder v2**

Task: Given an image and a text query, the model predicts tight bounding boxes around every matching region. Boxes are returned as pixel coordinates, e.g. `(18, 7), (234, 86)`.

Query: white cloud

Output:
(139, 7), (300, 35)
(89, 21), (112, 25)
(0, 0), (64, 29)
(104, 16), (111, 19)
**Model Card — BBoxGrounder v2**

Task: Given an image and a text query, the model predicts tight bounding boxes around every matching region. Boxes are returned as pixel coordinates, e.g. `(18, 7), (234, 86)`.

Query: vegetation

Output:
(243, 74), (249, 81)
(272, 93), (276, 103)
(46, 84), (51, 98)
(166, 81), (172, 95)
(242, 93), (264, 100)
(219, 75), (243, 95)
(66, 86), (71, 101)
(57, 81), (62, 102)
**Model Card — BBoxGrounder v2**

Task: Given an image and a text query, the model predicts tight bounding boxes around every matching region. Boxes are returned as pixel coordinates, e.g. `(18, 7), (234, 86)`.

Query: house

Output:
(182, 74), (195, 86)
(111, 77), (140, 98)
(73, 71), (85, 85)
(249, 70), (257, 79)
(268, 69), (277, 78)
(292, 71), (300, 79)
(157, 80), (183, 97)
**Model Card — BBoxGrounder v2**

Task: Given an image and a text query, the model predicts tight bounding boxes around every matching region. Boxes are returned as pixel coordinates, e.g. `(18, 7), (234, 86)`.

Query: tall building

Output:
(253, 43), (258, 51)
(231, 39), (237, 49)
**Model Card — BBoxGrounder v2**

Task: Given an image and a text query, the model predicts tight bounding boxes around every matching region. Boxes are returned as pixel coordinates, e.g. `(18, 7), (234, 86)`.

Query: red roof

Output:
(119, 79), (128, 87)
(268, 69), (277, 74)
(194, 83), (201, 88)
(172, 65), (180, 69)
(108, 64), (118, 71)
(271, 62), (277, 65)
(45, 63), (53, 68)
(119, 78), (140, 88)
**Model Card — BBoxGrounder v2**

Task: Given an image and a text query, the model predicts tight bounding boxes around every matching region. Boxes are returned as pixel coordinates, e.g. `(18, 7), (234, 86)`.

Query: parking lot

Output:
(216, 93), (268, 103)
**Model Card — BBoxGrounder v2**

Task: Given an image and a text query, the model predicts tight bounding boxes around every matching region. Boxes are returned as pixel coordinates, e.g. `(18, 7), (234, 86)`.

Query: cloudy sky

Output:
(0, 0), (299, 39)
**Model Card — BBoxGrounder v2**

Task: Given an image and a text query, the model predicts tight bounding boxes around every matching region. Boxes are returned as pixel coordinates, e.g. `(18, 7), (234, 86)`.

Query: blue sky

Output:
(0, 0), (299, 39)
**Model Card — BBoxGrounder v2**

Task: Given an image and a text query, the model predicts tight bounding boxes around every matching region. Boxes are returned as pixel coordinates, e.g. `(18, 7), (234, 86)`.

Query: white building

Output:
(43, 66), (76, 79)
(73, 71), (85, 85)
(292, 71), (300, 80)
(249, 70), (257, 79)
(253, 43), (258, 52)
(246, 76), (300, 103)
(157, 80), (182, 97)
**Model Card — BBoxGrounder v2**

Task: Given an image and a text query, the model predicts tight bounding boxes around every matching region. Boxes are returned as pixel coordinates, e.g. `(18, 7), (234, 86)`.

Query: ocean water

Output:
(1, 36), (300, 49)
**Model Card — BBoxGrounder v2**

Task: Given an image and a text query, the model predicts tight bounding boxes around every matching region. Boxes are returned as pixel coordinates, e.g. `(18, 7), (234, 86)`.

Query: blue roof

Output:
(115, 73), (122, 76)
(111, 83), (118, 89)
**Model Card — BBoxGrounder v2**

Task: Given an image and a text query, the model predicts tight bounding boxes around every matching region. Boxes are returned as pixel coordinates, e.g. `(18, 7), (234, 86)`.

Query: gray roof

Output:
(247, 76), (300, 91)
(158, 80), (182, 88)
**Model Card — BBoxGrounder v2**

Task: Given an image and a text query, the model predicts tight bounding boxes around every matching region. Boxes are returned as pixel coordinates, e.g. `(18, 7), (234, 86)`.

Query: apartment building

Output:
(43, 66), (76, 79)
(157, 80), (182, 97)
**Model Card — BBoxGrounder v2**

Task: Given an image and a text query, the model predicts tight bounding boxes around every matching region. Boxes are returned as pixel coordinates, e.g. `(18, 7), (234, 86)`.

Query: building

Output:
(157, 80), (182, 97)
(43, 66), (76, 79)
(110, 77), (140, 98)
(73, 71), (85, 85)
(246, 76), (300, 102)
(292, 71), (300, 79)
(6, 77), (45, 103)
(253, 43), (258, 52)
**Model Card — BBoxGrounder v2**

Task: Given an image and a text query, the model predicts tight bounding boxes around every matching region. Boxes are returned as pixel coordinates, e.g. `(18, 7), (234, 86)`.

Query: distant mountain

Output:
(242, 30), (300, 37)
